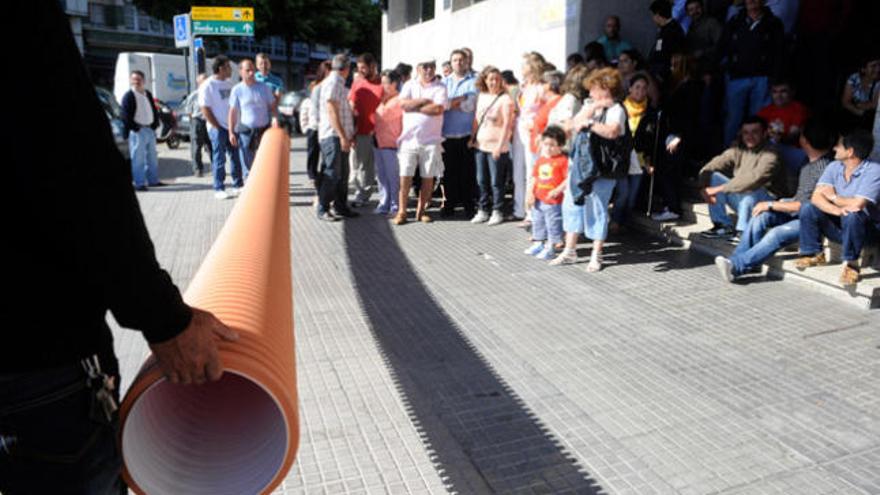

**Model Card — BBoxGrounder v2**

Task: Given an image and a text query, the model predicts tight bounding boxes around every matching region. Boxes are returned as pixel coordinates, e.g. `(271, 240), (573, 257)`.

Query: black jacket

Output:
(5, 2), (192, 372)
(719, 7), (785, 80)
(648, 20), (687, 84)
(120, 88), (160, 138)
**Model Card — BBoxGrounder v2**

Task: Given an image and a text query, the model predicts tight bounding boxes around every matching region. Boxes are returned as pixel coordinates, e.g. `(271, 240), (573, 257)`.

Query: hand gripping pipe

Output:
(118, 128), (299, 494)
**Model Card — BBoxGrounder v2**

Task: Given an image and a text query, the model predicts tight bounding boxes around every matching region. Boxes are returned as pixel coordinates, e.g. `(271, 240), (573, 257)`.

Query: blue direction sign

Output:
(173, 14), (191, 48)
(194, 37), (204, 50)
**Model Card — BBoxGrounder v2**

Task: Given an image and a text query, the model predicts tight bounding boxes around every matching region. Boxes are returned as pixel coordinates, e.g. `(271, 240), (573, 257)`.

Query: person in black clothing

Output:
(718, 0), (785, 146)
(647, 0), (687, 90)
(651, 53), (705, 221)
(2, 4), (239, 493)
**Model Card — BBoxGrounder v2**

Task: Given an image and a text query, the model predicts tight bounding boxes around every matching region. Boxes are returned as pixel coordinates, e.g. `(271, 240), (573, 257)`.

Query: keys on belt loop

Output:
(81, 354), (118, 424)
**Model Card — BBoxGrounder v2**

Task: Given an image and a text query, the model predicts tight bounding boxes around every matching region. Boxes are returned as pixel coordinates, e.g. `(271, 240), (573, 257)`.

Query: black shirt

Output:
(4, 3), (192, 372)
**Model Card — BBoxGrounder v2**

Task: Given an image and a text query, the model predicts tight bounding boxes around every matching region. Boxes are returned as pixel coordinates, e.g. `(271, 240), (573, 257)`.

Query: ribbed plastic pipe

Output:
(119, 128), (299, 495)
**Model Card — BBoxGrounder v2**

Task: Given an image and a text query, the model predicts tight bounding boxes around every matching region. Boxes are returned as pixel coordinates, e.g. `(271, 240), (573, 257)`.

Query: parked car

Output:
(278, 90), (307, 135)
(173, 91), (199, 141)
(94, 87), (129, 159)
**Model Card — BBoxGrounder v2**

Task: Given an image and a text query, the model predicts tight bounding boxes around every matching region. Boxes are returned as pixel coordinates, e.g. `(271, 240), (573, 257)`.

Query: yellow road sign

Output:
(191, 6), (254, 22)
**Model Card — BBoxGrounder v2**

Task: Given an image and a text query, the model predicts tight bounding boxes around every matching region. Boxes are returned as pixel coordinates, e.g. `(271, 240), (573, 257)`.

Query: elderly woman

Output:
(550, 67), (628, 272)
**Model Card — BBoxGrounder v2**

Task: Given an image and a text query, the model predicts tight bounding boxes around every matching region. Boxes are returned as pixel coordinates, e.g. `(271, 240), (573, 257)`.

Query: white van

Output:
(113, 52), (239, 106)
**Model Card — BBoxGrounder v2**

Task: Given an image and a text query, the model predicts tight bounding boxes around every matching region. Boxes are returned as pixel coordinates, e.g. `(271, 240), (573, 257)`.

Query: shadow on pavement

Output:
(600, 233), (713, 272)
(158, 157), (196, 180)
(344, 215), (604, 494)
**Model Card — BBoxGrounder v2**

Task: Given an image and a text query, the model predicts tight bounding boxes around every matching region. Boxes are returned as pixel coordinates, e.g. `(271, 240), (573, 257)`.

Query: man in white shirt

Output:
(199, 55), (243, 200)
(316, 53), (357, 221)
(120, 70), (162, 191)
(394, 60), (448, 225)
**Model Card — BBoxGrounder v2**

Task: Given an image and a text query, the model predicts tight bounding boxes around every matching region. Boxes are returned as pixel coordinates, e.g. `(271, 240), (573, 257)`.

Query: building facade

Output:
(382, 0), (659, 77)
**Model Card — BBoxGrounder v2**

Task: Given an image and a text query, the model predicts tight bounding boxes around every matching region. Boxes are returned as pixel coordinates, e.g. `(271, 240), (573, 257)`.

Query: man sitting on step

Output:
(795, 130), (880, 286)
(697, 116), (789, 241)
(714, 119), (834, 282)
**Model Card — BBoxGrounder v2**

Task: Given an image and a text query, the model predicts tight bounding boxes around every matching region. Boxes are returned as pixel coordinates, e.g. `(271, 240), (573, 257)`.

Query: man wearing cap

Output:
(394, 60), (448, 224)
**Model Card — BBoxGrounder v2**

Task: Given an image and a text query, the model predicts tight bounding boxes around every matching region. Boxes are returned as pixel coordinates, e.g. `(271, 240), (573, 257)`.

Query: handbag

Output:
(588, 105), (632, 179)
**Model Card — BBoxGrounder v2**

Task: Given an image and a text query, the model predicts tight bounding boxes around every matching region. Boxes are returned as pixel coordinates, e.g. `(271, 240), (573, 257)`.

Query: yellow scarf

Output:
(623, 97), (647, 132)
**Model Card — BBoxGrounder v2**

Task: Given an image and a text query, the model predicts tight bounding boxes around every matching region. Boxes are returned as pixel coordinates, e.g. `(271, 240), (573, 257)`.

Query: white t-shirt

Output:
(133, 90), (154, 127)
(601, 103), (642, 175)
(198, 77), (234, 130)
(397, 79), (448, 148)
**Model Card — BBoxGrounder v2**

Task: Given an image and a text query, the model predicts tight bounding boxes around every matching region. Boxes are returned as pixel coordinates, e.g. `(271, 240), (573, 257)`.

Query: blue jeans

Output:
(209, 126), (243, 191)
(531, 200), (563, 244)
(128, 127), (158, 187)
(724, 76), (770, 146)
(236, 127), (266, 180)
(317, 137), (350, 215)
(708, 172), (773, 232)
(475, 151), (509, 212)
(373, 148), (400, 214)
(0, 364), (126, 495)
(729, 211), (800, 276)
(798, 202), (878, 261)
(611, 174), (643, 225)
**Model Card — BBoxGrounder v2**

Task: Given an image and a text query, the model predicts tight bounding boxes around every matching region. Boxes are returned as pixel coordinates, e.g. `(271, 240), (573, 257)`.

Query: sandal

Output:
(840, 263), (860, 286)
(586, 258), (602, 273)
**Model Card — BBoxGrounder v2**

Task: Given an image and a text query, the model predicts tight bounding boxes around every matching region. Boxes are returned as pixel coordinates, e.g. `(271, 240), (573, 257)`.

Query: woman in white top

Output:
(551, 68), (628, 273)
(548, 65), (589, 150)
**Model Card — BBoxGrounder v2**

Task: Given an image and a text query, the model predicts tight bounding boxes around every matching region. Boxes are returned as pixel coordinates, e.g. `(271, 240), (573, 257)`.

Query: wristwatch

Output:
(768, 201), (774, 211)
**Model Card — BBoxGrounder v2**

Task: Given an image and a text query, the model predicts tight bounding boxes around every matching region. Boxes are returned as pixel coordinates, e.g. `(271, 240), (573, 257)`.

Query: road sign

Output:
(173, 14), (191, 48)
(191, 7), (254, 22)
(194, 37), (204, 50)
(192, 20), (254, 36)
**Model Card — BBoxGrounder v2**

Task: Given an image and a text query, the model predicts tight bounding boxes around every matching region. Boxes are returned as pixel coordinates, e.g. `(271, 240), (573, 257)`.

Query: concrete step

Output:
(632, 204), (880, 309)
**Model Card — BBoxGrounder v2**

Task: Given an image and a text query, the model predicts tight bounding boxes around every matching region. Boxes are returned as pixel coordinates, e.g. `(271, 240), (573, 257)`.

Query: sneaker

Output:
(524, 241), (545, 256)
(214, 190), (229, 200)
(135, 185), (148, 192)
(487, 210), (504, 226)
(471, 210), (490, 223)
(700, 225), (735, 239)
(333, 209), (360, 218)
(536, 245), (557, 260)
(714, 256), (734, 283)
(651, 209), (680, 222)
(317, 211), (340, 222)
(548, 251), (577, 266)
(228, 187), (241, 197)
(148, 182), (169, 187)
(795, 252), (827, 270)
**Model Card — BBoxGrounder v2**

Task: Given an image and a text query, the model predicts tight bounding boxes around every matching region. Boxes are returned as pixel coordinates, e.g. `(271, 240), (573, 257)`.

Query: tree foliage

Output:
(133, 0), (381, 55)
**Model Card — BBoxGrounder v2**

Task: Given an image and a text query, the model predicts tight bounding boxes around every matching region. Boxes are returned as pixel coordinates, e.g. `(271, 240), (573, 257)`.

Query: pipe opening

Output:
(122, 371), (287, 494)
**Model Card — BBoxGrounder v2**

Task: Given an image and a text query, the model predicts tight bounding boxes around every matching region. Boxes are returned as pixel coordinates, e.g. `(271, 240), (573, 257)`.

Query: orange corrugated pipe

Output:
(118, 128), (299, 495)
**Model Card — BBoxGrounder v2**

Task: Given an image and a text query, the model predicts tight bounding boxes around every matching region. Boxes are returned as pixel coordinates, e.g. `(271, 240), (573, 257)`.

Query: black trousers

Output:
(441, 136), (476, 212)
(0, 359), (126, 495)
(305, 129), (320, 181)
(193, 117), (212, 173)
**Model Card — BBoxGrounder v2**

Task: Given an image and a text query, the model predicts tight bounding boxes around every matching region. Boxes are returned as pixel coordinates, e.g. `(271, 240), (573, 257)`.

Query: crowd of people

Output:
(287, 0), (879, 282)
(118, 0), (880, 281)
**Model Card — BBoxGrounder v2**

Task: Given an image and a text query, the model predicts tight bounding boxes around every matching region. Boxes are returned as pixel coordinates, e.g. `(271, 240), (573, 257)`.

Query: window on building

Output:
(137, 10), (150, 32)
(452, 0), (485, 11)
(123, 6), (136, 30)
(88, 3), (106, 26)
(389, 0), (435, 31)
(149, 17), (161, 33)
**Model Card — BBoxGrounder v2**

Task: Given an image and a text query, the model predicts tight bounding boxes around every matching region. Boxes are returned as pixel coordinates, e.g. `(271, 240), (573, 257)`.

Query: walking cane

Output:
(647, 110), (662, 217)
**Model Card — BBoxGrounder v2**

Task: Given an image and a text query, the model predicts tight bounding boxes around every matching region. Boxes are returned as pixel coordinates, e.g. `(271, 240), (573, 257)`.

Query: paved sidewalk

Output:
(113, 139), (880, 494)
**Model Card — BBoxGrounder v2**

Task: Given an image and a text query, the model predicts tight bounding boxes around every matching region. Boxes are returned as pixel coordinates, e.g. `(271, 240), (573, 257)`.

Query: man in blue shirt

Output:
(796, 130), (880, 285)
(229, 59), (277, 179)
(255, 53), (285, 106)
(441, 49), (478, 217)
(595, 15), (633, 65)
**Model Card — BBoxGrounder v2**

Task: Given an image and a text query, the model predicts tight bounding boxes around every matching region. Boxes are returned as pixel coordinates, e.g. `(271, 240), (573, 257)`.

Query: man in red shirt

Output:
(757, 80), (809, 145)
(758, 80), (810, 181)
(348, 53), (383, 207)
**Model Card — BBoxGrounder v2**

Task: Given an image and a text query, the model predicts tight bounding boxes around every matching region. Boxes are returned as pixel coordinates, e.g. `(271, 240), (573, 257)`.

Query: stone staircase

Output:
(629, 201), (880, 309)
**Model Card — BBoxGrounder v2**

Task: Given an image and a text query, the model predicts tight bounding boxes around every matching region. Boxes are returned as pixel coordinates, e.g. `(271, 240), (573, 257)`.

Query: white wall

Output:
(382, 0), (577, 81)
